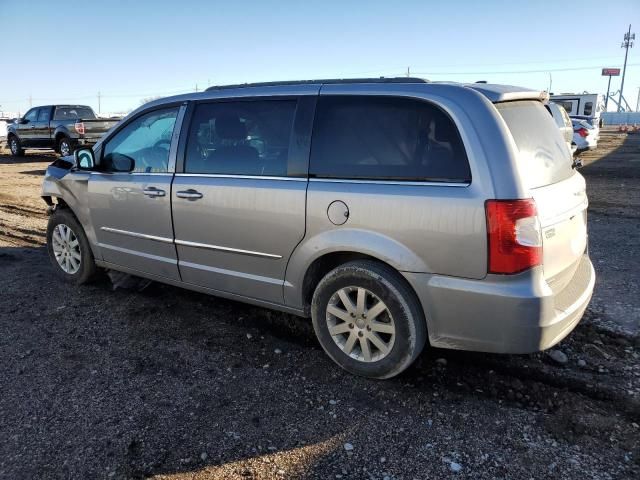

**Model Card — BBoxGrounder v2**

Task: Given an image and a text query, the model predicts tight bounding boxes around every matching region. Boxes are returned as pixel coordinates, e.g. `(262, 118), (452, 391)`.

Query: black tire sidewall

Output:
(46, 209), (96, 284)
(9, 136), (23, 156)
(311, 262), (426, 379)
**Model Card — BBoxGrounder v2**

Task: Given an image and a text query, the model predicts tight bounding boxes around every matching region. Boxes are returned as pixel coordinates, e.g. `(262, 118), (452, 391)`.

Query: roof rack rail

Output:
(205, 77), (428, 91)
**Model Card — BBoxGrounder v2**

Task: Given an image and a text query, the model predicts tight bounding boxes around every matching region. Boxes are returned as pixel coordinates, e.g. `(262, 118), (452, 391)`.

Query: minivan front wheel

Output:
(46, 208), (97, 284)
(311, 260), (427, 379)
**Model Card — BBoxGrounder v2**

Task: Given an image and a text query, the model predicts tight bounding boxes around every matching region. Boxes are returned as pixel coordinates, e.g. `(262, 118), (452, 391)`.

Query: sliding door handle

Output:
(143, 187), (166, 197)
(176, 189), (203, 200)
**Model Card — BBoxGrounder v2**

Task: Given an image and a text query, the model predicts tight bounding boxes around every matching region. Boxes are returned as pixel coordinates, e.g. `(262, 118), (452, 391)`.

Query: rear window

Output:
(310, 96), (470, 182)
(53, 107), (96, 120)
(497, 101), (573, 188)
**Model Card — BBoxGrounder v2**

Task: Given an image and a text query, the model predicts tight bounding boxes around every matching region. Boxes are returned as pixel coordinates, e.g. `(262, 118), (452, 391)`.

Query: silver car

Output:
(42, 79), (595, 379)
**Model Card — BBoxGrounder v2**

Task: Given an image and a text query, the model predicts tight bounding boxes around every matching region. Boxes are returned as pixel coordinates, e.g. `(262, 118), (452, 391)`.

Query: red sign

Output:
(602, 68), (621, 76)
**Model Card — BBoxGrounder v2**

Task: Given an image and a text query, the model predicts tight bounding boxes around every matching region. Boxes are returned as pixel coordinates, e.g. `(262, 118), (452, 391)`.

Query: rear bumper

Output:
(402, 254), (595, 354)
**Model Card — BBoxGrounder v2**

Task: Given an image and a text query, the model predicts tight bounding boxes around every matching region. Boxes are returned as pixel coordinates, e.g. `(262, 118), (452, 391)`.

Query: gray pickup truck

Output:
(7, 105), (120, 157)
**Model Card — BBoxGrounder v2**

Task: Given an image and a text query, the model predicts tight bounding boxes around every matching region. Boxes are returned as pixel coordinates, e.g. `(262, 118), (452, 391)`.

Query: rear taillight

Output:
(576, 127), (588, 138)
(74, 121), (85, 135)
(485, 199), (542, 274)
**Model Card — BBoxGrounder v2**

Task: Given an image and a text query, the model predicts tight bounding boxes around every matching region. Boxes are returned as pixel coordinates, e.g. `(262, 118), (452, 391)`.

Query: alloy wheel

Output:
(60, 140), (70, 157)
(51, 224), (81, 274)
(326, 286), (395, 362)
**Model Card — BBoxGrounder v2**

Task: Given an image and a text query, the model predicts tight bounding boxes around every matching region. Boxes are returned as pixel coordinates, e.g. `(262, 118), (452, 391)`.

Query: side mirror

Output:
(103, 153), (135, 172)
(19, 118), (29, 125)
(75, 148), (95, 170)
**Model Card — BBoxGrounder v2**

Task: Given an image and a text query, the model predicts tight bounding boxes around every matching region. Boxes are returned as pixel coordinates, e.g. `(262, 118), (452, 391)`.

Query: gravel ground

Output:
(0, 133), (638, 479)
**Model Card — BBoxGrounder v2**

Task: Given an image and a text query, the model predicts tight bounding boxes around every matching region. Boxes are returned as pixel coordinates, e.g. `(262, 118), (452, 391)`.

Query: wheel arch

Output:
(54, 130), (72, 150)
(285, 229), (429, 315)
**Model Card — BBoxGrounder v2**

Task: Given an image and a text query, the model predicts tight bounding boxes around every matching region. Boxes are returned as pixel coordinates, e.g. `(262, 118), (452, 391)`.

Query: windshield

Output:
(497, 101), (573, 189)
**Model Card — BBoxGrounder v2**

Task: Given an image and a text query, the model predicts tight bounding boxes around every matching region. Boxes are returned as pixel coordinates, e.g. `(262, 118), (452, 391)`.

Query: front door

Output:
(18, 108), (39, 147)
(88, 105), (183, 280)
(171, 98), (312, 304)
(34, 107), (52, 147)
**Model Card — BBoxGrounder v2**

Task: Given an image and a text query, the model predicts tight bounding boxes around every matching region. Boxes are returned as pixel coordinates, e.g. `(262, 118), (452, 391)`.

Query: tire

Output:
(58, 137), (73, 157)
(46, 208), (97, 284)
(8, 135), (24, 156)
(311, 260), (427, 379)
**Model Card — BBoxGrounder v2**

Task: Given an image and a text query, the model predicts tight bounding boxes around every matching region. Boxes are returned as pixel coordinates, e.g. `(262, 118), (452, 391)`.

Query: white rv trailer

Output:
(550, 93), (605, 128)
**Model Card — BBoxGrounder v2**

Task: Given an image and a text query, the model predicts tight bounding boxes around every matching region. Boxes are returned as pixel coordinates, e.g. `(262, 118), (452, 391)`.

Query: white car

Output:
(572, 119), (597, 152)
(546, 102), (574, 154)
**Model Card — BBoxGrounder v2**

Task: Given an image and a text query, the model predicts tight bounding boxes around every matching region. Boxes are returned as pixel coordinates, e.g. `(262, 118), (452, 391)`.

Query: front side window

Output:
(309, 96), (470, 182)
(24, 109), (38, 122)
(583, 102), (593, 116)
(38, 108), (51, 122)
(184, 100), (296, 176)
(102, 107), (179, 173)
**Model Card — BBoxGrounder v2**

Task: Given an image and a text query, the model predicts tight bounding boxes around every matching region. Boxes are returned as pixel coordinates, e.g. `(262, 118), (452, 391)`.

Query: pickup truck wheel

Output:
(46, 209), (97, 284)
(9, 136), (24, 156)
(58, 137), (73, 157)
(311, 260), (427, 379)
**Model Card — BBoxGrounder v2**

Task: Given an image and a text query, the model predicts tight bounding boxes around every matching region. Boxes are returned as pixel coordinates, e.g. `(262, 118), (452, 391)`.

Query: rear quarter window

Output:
(497, 101), (573, 189)
(310, 96), (470, 182)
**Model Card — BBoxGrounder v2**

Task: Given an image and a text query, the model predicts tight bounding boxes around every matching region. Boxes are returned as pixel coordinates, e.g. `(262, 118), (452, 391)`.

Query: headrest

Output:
(216, 114), (247, 140)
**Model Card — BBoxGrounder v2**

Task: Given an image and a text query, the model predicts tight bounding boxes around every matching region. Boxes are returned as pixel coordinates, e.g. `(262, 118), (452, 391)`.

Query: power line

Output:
(2, 56), (639, 107)
(412, 62), (640, 76)
(334, 54), (632, 76)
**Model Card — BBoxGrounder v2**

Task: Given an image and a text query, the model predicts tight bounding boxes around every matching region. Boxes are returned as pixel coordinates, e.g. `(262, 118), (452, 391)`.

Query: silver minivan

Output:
(42, 79), (595, 379)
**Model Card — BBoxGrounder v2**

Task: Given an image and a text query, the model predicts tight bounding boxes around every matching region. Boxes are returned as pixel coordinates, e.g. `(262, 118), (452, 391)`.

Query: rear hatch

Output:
(496, 101), (588, 290)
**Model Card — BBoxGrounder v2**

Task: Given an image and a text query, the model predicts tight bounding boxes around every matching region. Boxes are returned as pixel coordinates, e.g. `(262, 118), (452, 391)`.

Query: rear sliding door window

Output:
(497, 101), (573, 188)
(309, 96), (470, 182)
(184, 100), (296, 176)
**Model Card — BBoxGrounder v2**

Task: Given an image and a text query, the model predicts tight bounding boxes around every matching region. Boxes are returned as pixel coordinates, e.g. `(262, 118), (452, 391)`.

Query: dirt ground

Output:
(0, 133), (638, 479)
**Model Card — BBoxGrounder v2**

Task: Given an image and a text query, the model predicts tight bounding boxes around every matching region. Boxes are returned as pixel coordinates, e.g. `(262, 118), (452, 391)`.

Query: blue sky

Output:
(0, 0), (638, 115)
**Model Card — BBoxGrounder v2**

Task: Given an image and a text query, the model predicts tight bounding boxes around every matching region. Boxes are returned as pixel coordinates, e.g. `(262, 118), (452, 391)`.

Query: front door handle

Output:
(176, 189), (203, 200)
(143, 187), (166, 197)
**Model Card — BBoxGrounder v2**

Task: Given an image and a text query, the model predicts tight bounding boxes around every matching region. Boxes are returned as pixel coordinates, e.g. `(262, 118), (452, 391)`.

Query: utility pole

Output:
(636, 87), (640, 112)
(548, 72), (552, 93)
(605, 75), (613, 111)
(97, 91), (101, 114)
(618, 24), (635, 112)
(195, 83), (199, 92)
(406, 66), (410, 77)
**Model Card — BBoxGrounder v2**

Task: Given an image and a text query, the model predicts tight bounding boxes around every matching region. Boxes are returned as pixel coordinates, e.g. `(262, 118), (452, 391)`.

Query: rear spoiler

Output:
(465, 84), (549, 103)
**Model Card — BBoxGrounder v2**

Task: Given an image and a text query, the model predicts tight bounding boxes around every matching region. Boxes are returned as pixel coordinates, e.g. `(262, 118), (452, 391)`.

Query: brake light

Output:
(485, 199), (542, 274)
(74, 121), (85, 135)
(576, 127), (588, 138)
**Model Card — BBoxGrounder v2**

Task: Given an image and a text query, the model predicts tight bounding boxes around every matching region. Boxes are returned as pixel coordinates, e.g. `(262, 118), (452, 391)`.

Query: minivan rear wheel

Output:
(311, 260), (427, 379)
(46, 208), (97, 284)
